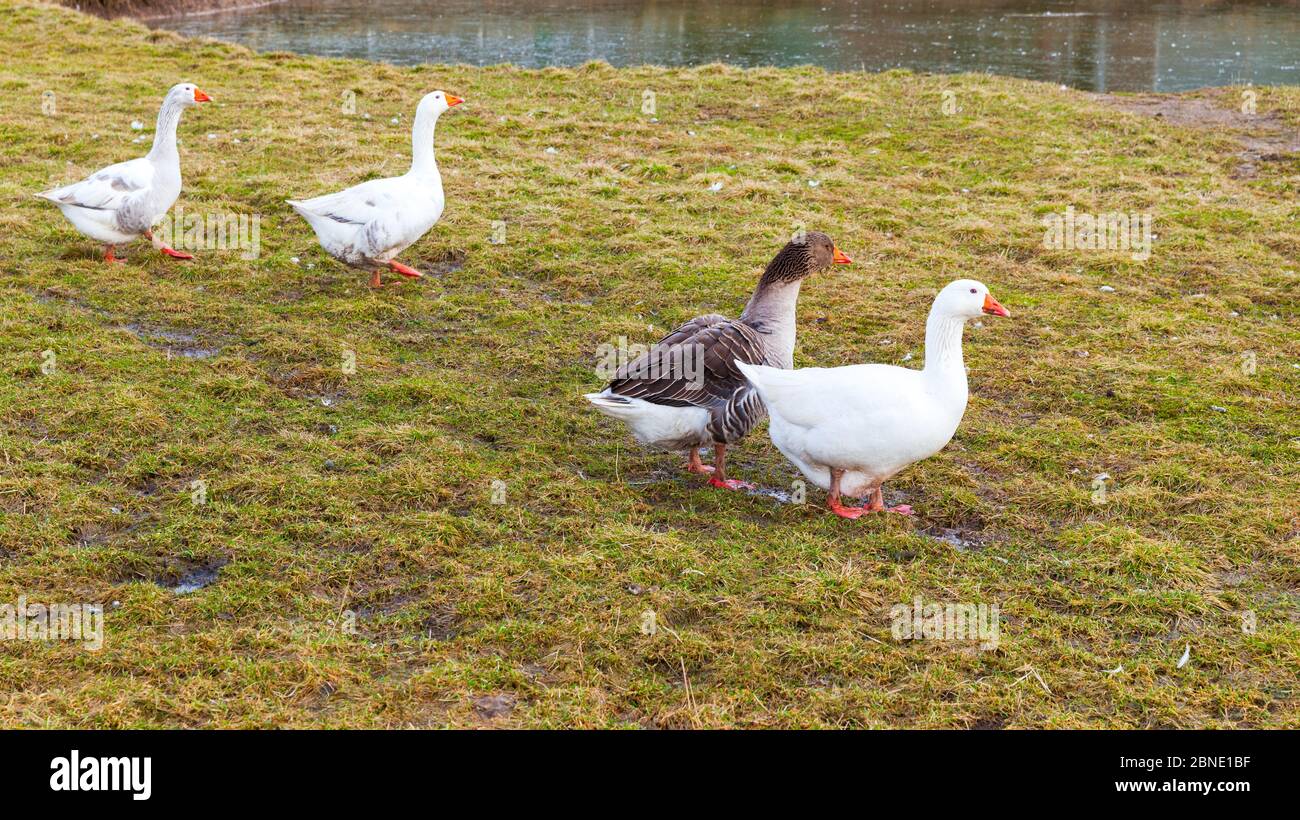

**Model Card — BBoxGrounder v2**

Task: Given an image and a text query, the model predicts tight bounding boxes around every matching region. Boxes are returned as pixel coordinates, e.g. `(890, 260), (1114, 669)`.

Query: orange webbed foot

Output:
(828, 499), (866, 519)
(388, 260), (424, 278)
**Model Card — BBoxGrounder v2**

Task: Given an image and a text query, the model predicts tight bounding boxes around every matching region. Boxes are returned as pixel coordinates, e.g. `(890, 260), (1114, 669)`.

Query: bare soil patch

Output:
(1096, 90), (1300, 178)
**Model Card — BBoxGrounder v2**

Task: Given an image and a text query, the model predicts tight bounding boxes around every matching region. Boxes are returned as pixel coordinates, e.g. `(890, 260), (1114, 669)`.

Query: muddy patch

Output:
(1095, 90), (1300, 178)
(419, 607), (462, 641)
(33, 288), (224, 360)
(924, 526), (986, 552)
(417, 249), (467, 278)
(150, 557), (228, 594)
(71, 522), (111, 549)
(472, 693), (516, 719)
(120, 323), (221, 360)
(265, 365), (349, 404)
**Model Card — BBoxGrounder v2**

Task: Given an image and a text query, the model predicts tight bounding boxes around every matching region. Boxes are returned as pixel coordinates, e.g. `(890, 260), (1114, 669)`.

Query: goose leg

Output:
(684, 449), (714, 475)
(368, 269), (383, 288)
(868, 486), (914, 516)
(388, 260), (424, 279)
(827, 469), (865, 519)
(103, 245), (123, 264)
(145, 230), (193, 260)
(708, 444), (756, 491)
(864, 487), (885, 512)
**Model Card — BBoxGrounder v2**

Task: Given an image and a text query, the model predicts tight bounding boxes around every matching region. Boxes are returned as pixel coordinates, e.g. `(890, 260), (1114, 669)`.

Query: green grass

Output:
(0, 0), (1297, 728)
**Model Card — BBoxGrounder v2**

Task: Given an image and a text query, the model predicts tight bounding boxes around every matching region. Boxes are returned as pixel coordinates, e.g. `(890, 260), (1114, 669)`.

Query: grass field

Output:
(0, 0), (1296, 728)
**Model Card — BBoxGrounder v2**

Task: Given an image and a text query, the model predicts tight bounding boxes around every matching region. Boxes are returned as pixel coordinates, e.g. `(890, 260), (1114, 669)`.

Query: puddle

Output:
(427, 259), (465, 277)
(423, 250), (467, 277)
(170, 564), (221, 594)
(473, 694), (515, 719)
(120, 324), (221, 359)
(744, 485), (799, 504)
(153, 559), (227, 594)
(924, 527), (984, 552)
(32, 290), (223, 359)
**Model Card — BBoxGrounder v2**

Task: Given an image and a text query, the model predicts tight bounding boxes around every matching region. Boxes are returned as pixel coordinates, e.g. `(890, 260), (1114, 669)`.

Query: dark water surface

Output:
(151, 0), (1300, 91)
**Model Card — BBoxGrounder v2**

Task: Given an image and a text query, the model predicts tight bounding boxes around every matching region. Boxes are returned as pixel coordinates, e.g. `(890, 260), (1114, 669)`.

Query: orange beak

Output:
(193, 88), (212, 103)
(982, 292), (1010, 318)
(445, 94), (464, 107)
(832, 246), (852, 265)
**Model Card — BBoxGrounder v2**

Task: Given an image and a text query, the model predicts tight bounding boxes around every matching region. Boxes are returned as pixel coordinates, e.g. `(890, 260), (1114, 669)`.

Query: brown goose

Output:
(585, 232), (851, 489)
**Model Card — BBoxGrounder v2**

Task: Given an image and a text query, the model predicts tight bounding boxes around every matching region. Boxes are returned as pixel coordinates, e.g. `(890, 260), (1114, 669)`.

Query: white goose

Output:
(736, 279), (1010, 519)
(288, 90), (463, 288)
(36, 82), (212, 263)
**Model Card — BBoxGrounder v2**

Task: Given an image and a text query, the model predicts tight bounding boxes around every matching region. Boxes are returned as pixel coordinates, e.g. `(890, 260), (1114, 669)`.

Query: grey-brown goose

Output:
(585, 232), (851, 489)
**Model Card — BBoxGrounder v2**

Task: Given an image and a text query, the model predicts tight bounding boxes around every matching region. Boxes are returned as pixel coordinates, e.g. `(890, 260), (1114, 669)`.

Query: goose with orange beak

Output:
(736, 279), (1010, 518)
(36, 83), (212, 263)
(288, 90), (464, 288)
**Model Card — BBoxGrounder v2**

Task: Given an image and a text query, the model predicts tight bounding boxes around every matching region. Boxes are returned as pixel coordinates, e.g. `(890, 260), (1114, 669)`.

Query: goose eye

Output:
(969, 288), (977, 294)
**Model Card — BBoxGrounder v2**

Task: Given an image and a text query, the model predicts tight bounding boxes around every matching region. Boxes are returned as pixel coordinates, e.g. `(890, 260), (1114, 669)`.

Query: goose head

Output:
(417, 90), (465, 119)
(166, 83), (213, 109)
(934, 279), (1011, 321)
(760, 231), (852, 286)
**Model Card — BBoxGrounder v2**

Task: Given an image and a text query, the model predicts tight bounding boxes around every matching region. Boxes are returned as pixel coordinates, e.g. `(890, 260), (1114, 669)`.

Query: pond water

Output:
(151, 0), (1300, 92)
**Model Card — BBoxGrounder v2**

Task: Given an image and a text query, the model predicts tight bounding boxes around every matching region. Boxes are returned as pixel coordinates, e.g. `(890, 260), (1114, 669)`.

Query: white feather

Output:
(288, 91), (455, 269)
(584, 391), (710, 452)
(36, 83), (202, 247)
(738, 279), (1006, 499)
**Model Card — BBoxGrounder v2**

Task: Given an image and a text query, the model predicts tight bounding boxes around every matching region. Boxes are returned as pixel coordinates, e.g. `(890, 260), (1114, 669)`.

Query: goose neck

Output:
(741, 278), (802, 324)
(409, 108), (440, 177)
(147, 98), (184, 163)
(740, 279), (803, 364)
(922, 308), (968, 378)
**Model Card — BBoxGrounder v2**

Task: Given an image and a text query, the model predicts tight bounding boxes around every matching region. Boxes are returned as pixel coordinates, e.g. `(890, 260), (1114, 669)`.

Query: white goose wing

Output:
(737, 361), (920, 429)
(37, 157), (154, 212)
(288, 177), (407, 226)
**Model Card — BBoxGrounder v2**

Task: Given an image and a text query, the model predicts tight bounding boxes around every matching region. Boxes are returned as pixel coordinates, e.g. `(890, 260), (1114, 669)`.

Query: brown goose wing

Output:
(607, 314), (767, 409)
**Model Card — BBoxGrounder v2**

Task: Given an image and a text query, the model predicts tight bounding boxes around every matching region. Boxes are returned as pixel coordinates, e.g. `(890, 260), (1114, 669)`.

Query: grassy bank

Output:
(60, 0), (277, 19)
(1, 0), (1296, 728)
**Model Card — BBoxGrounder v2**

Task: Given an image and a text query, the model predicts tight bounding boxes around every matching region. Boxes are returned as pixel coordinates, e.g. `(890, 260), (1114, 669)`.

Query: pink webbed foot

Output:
(887, 504), (915, 516)
(160, 246), (194, 260)
(828, 499), (866, 519)
(709, 477), (756, 491)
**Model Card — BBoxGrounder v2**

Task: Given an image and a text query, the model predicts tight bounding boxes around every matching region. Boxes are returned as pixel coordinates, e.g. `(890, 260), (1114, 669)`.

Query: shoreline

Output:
(60, 0), (285, 20)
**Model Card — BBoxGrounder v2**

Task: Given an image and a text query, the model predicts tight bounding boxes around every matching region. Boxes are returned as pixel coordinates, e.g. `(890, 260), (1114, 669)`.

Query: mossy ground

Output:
(0, 1), (1296, 727)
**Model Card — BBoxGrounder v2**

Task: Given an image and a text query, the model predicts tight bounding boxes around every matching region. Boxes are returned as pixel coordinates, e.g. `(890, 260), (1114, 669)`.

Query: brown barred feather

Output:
(601, 232), (840, 445)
